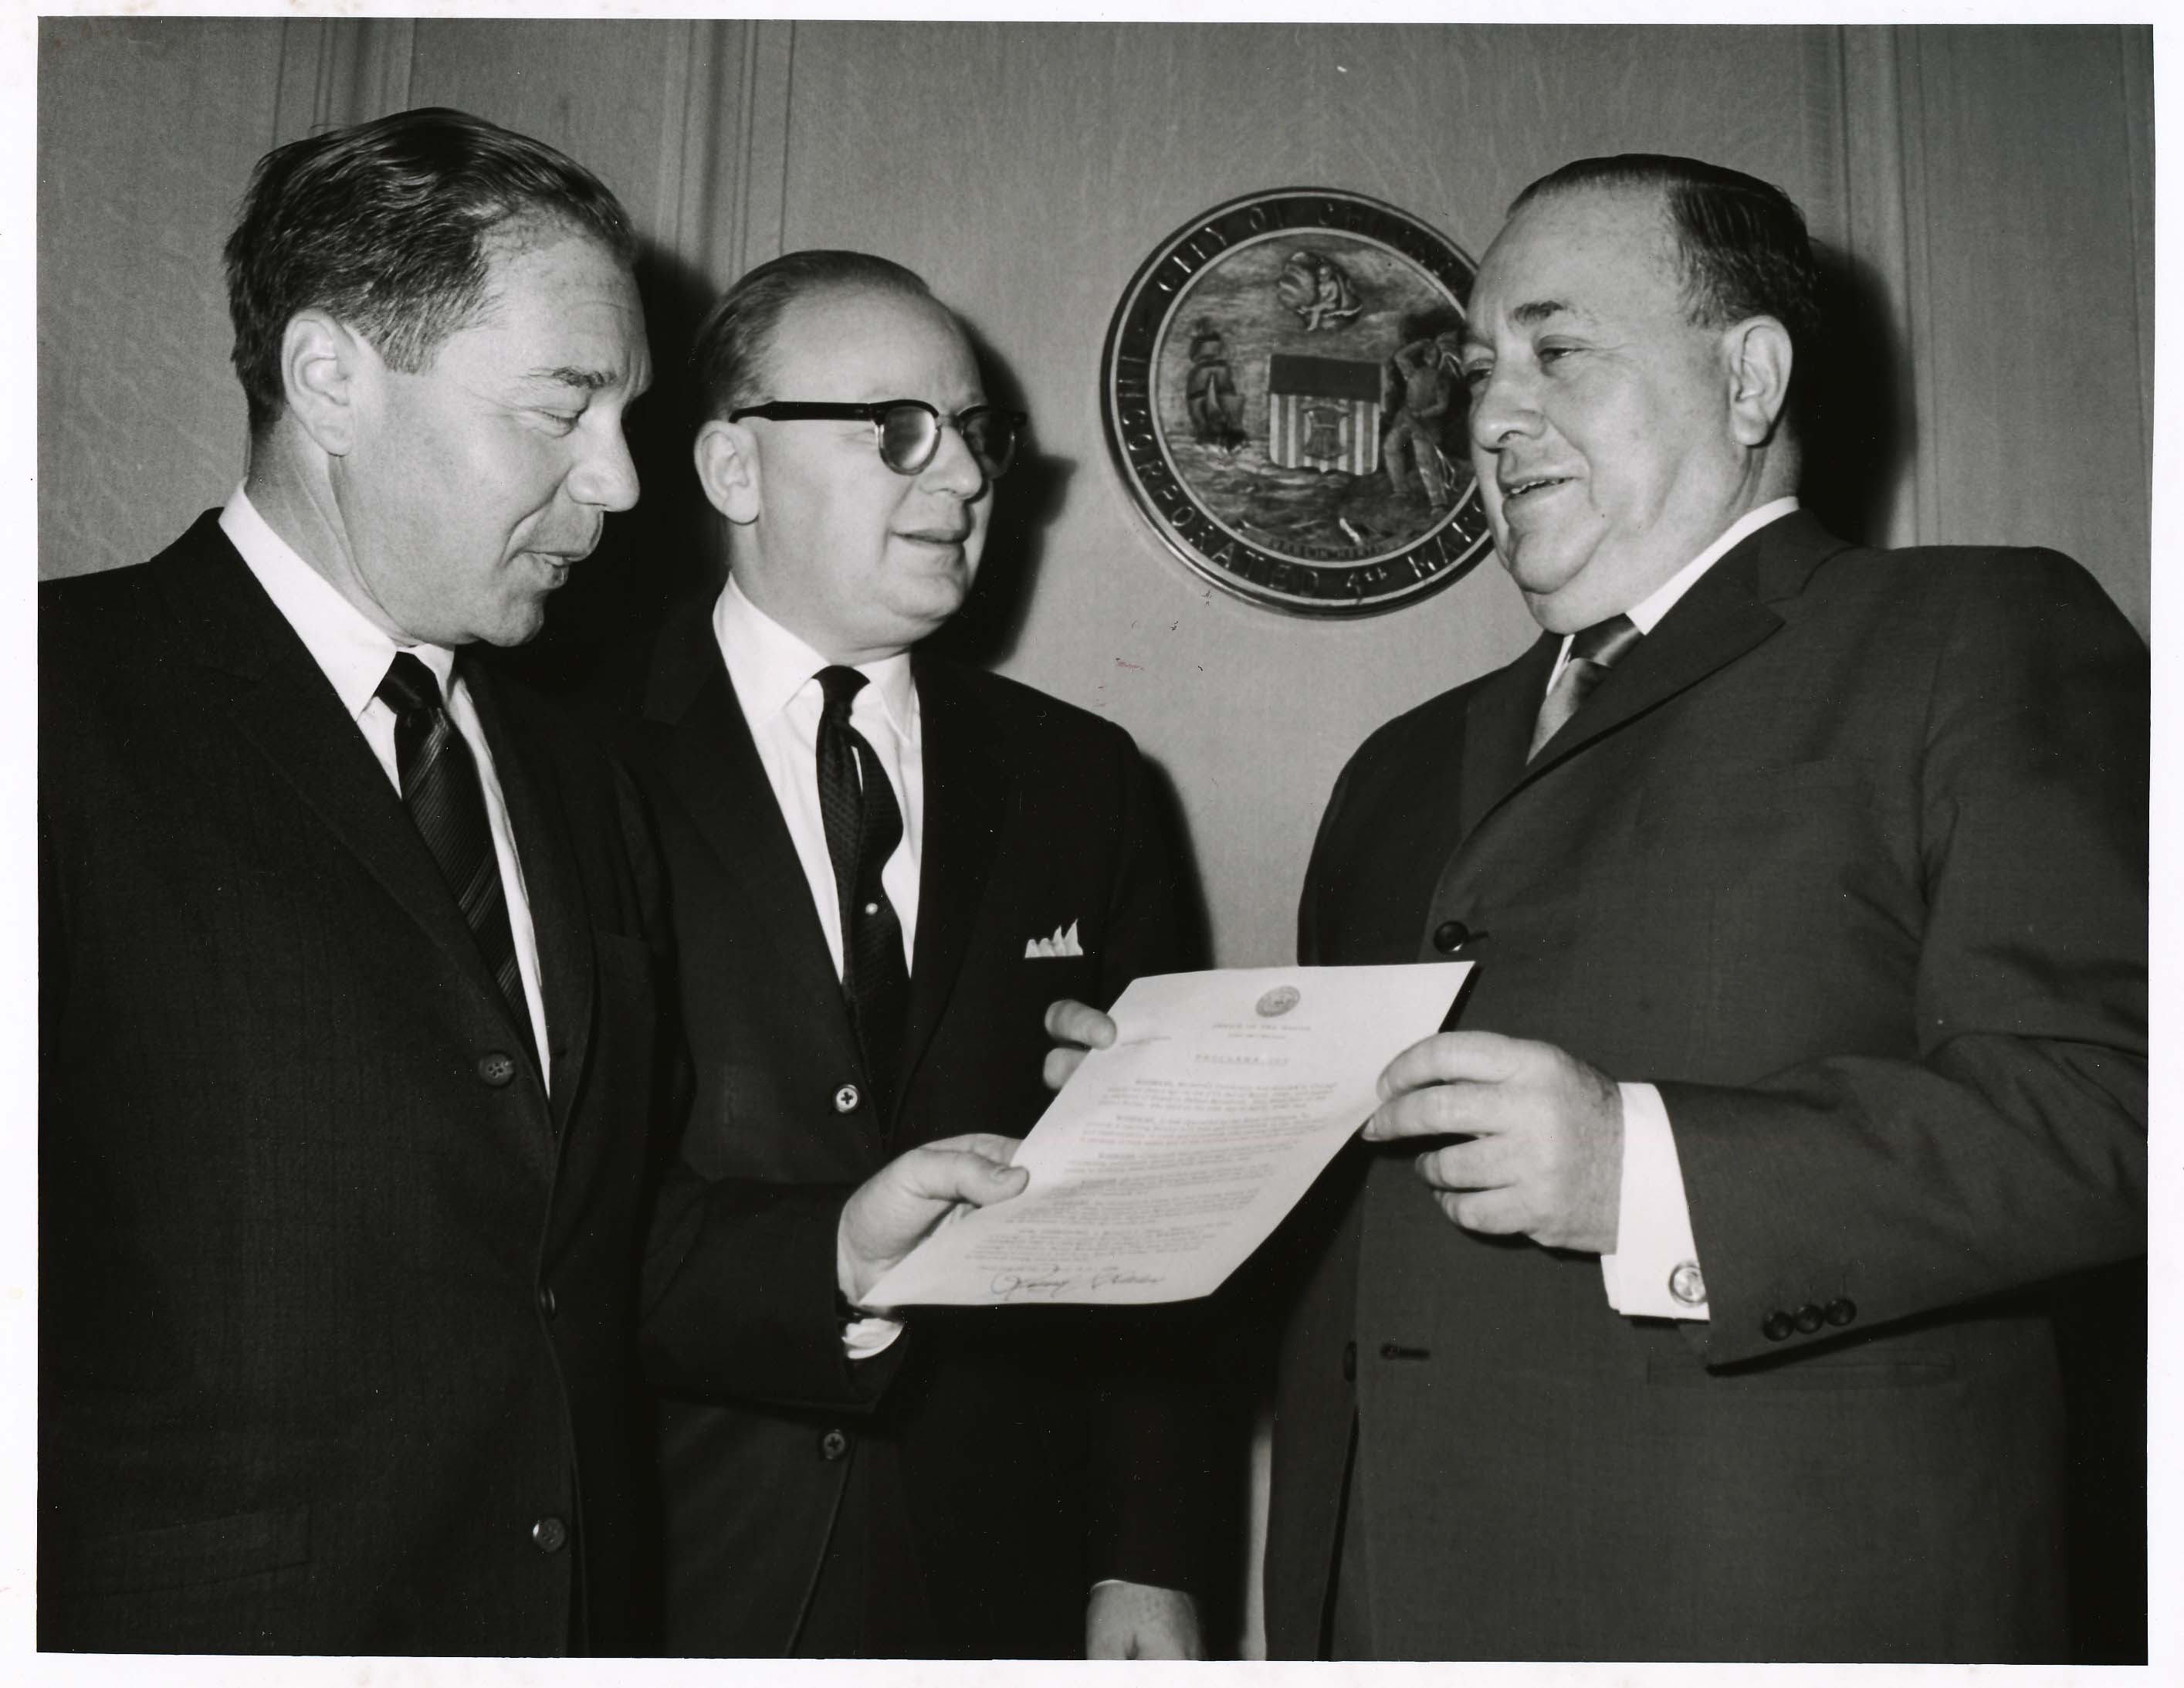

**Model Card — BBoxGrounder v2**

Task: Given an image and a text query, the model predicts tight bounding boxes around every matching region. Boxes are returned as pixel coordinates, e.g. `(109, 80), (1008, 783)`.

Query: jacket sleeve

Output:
(1663, 552), (2147, 1366)
(639, 1160), (904, 1412)
(617, 753), (906, 1413)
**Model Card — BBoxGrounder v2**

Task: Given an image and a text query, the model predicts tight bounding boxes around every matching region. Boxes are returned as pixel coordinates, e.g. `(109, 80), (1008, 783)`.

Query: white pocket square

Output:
(1024, 920), (1083, 959)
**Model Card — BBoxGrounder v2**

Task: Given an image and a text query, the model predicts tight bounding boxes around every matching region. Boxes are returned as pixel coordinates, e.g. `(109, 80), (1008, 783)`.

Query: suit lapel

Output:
(644, 601), (855, 1050)
(1455, 631), (1560, 842)
(899, 659), (1008, 1111)
(895, 663), (1013, 1113)
(1528, 548), (1783, 776)
(161, 522), (520, 1039)
(1465, 519), (1800, 836)
(466, 666), (592, 1146)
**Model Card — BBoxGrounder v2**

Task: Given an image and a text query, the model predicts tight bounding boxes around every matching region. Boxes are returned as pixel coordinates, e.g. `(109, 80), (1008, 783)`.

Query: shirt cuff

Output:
(1598, 1081), (1710, 1320)
(837, 1228), (906, 1359)
(842, 1314), (905, 1360)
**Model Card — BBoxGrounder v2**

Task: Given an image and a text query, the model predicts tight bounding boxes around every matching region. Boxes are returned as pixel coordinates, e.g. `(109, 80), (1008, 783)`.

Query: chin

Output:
(909, 575), (973, 619)
(1502, 541), (1583, 600)
(861, 602), (953, 656)
(476, 602), (550, 648)
(1505, 561), (1603, 636)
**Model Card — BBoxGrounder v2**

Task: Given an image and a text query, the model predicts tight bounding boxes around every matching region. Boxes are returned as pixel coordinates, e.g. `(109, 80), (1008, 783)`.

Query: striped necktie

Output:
(1529, 614), (1643, 760)
(375, 652), (537, 1071)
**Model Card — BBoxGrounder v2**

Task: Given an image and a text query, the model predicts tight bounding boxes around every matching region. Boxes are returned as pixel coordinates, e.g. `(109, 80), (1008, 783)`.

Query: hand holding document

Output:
(862, 962), (1471, 1310)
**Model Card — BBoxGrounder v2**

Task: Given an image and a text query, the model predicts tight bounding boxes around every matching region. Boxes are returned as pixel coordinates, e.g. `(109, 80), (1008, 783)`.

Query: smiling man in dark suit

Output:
(38, 112), (1025, 1656)
(1055, 154), (2146, 1662)
(614, 250), (1207, 1659)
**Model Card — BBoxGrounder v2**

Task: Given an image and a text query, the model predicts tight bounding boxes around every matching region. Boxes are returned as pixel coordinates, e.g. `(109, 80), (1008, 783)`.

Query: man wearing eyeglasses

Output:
(611, 251), (1208, 1659)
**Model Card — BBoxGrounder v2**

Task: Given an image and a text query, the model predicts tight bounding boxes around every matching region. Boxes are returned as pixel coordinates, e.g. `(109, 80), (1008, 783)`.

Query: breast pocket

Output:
(1019, 950), (1098, 989)
(1655, 757), (1871, 846)
(1012, 951), (1102, 1050)
(1669, 759), (1877, 920)
(1644, 759), (1919, 1052)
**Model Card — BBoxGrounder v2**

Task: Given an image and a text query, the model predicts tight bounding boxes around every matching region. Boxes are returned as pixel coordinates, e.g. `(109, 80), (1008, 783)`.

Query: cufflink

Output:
(1668, 1260), (1707, 1310)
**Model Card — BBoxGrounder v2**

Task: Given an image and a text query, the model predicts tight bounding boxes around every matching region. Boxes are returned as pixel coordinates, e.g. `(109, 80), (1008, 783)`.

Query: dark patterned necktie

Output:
(814, 665), (911, 1120)
(375, 652), (538, 1071)
(1528, 614), (1644, 760)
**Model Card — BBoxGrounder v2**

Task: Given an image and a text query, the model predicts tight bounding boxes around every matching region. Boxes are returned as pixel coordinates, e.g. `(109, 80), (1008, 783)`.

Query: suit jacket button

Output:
(1793, 1303), (1825, 1334)
(1431, 920), (1471, 954)
(537, 1284), (557, 1318)
(1341, 1341), (1357, 1382)
(819, 1429), (850, 1461)
(1762, 1311), (1795, 1342)
(832, 1084), (861, 1114)
(531, 1516), (567, 1555)
(1825, 1297), (1857, 1327)
(477, 1051), (519, 1087)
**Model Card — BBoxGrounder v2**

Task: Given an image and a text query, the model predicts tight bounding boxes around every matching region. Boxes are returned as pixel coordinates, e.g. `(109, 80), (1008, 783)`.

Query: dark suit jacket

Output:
(39, 514), (676, 1653)
(1264, 513), (2147, 1662)
(615, 598), (1210, 1657)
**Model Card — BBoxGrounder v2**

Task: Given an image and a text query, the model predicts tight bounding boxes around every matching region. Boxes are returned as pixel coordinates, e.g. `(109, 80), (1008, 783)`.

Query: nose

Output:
(568, 416), (642, 513)
(918, 418), (987, 500)
(1466, 363), (1539, 455)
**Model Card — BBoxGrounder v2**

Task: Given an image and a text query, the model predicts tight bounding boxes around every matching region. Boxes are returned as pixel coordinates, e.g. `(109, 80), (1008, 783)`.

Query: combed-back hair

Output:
(690, 250), (933, 424)
(1512, 154), (1822, 427)
(224, 106), (638, 437)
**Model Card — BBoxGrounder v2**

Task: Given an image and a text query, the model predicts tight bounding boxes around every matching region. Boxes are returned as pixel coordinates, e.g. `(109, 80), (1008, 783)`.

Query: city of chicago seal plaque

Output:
(1102, 188), (1489, 617)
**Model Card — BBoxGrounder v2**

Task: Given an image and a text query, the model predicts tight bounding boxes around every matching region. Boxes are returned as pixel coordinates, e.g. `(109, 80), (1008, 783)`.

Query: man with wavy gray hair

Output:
(39, 109), (1027, 1656)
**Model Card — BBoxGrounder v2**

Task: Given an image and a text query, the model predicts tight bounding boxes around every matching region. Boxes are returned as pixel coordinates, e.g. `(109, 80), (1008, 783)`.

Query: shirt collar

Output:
(1623, 497), (1800, 634)
(713, 572), (919, 742)
(220, 485), (456, 718)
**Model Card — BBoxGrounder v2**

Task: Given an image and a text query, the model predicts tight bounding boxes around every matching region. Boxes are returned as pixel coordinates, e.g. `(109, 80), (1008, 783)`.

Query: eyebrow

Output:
(1510, 299), (1587, 328)
(1461, 297), (1590, 355)
(522, 365), (622, 392)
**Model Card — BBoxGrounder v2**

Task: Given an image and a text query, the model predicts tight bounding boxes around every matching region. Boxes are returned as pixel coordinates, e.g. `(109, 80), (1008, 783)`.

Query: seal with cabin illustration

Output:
(1102, 188), (1491, 616)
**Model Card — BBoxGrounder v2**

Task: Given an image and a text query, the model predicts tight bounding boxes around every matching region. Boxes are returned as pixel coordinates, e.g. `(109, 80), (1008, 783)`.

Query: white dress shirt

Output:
(712, 574), (919, 1358)
(711, 574), (922, 975)
(219, 487), (552, 1090)
(1566, 497), (1801, 1320)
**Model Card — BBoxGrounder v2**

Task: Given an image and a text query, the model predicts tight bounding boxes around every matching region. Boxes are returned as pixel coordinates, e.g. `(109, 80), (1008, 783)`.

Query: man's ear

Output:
(1724, 316), (1794, 447)
(279, 310), (373, 456)
(694, 419), (762, 524)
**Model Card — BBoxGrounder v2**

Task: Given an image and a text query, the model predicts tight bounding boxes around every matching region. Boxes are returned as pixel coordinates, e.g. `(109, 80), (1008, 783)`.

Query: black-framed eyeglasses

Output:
(727, 400), (1028, 480)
